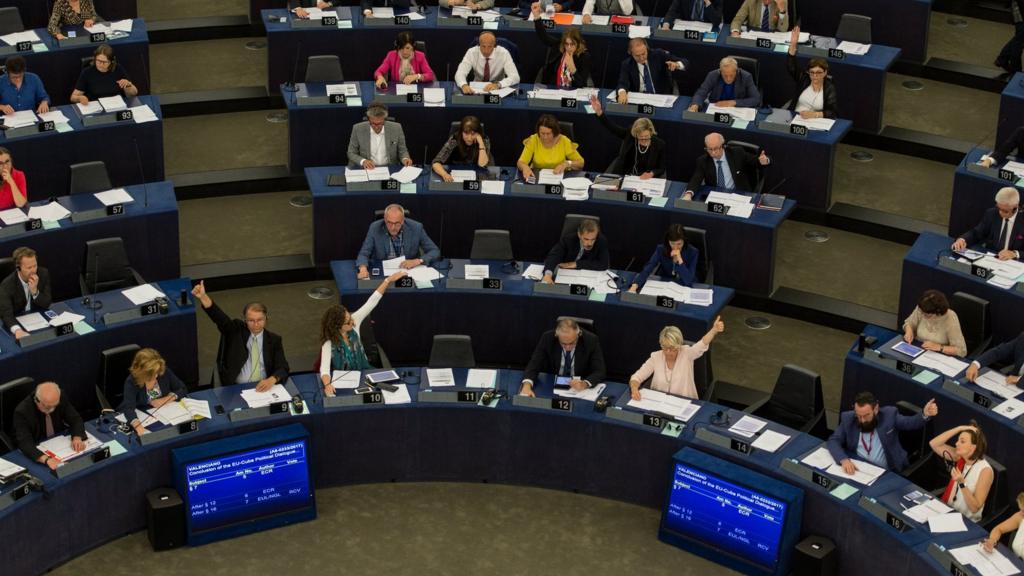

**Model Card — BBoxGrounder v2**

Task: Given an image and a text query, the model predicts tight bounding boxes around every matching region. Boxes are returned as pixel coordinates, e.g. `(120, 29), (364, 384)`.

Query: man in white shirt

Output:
(346, 101), (412, 169)
(455, 31), (521, 95)
(0, 246), (52, 339)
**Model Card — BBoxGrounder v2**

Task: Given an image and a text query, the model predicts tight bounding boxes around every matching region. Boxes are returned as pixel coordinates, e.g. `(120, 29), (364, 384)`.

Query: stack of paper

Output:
(382, 383), (412, 404)
(16, 312), (49, 332)
(327, 83), (359, 97)
(555, 382), (607, 402)
(1002, 160), (1024, 178)
(426, 368), (455, 387)
(110, 19), (135, 33)
(3, 110), (37, 128)
(395, 84), (418, 96)
(554, 268), (618, 294)
(143, 401), (194, 426)
(638, 280), (713, 306)
(801, 446), (836, 469)
(0, 456), (26, 480)
(121, 283), (166, 305)
(48, 311), (84, 327)
(98, 95), (127, 112)
(790, 116), (836, 131)
(522, 263), (545, 280)
(537, 169), (563, 185)
(300, 8), (339, 19)
(531, 88), (583, 101)
(451, 6), (501, 20)
(950, 544), (1021, 576)
(391, 165), (422, 184)
(911, 351), (968, 378)
(344, 166), (391, 182)
(903, 498), (953, 524)
(466, 82), (515, 98)
(382, 256), (406, 274)
(481, 181), (504, 195)
(38, 110), (71, 126)
(371, 7), (395, 17)
(76, 101), (104, 116)
(993, 397), (1024, 419)
(928, 512), (968, 533)
(466, 368), (498, 388)
(621, 176), (667, 197)
(622, 92), (678, 108)
(0, 30), (40, 46)
(94, 188), (134, 206)
(836, 40), (871, 55)
(27, 201), (70, 222)
(626, 388), (700, 421)
(423, 87), (445, 107)
(0, 207), (27, 225)
(975, 370), (1023, 399)
(728, 414), (767, 438)
(330, 370), (362, 389)
(705, 104), (757, 122)
(129, 104), (159, 124)
(181, 398), (212, 419)
(450, 169), (477, 182)
(672, 19), (713, 32)
(406, 265), (443, 283)
(825, 458), (885, 486)
(627, 25), (651, 38)
(37, 432), (103, 462)
(705, 191), (754, 218)
(240, 384), (291, 408)
(464, 264), (490, 279)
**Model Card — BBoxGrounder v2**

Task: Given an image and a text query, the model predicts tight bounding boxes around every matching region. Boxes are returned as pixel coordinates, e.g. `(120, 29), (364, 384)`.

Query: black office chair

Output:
(556, 315), (595, 335)
(428, 335), (476, 368)
(468, 36), (519, 62)
(725, 140), (764, 194)
(0, 7), (23, 35)
(79, 237), (146, 295)
(605, 156), (624, 175)
(560, 214), (600, 240)
(96, 344), (140, 412)
(210, 332), (227, 387)
(682, 226), (713, 285)
(81, 56), (94, 69)
(0, 377), (34, 454)
(746, 365), (828, 439)
(0, 256), (13, 280)
(950, 292), (991, 358)
(470, 229), (514, 261)
(836, 13), (872, 44)
(69, 161), (113, 196)
(414, 40), (426, 52)
(448, 120), (487, 138)
(895, 400), (932, 470)
(361, 314), (389, 368)
(558, 121), (575, 143)
(731, 55), (761, 106)
(305, 55), (344, 83)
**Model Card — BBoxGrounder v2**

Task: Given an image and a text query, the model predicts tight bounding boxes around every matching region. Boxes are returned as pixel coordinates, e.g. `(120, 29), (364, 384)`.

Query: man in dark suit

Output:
(615, 39), (688, 104)
(541, 218), (610, 284)
(687, 57), (761, 111)
(967, 329), (1024, 385)
(356, 203), (440, 279)
(0, 246), (52, 339)
(191, 280), (290, 392)
(519, 318), (606, 397)
(981, 125), (1024, 167)
(952, 187), (1024, 261)
(827, 391), (937, 474)
(660, 0), (722, 30)
(13, 382), (86, 471)
(683, 132), (770, 199)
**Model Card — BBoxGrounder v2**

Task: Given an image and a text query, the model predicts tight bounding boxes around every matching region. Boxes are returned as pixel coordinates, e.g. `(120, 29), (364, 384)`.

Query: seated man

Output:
(980, 125), (1024, 167)
(356, 203), (440, 279)
(687, 57), (761, 112)
(966, 330), (1024, 385)
(660, 0), (722, 30)
(0, 56), (49, 114)
(615, 38), (687, 104)
(0, 247), (51, 339)
(581, 0), (632, 22)
(14, 382), (86, 471)
(519, 317), (606, 397)
(827, 391), (938, 474)
(191, 280), (290, 392)
(455, 31), (521, 95)
(683, 132), (769, 199)
(730, 0), (789, 35)
(346, 101), (412, 170)
(361, 0), (412, 17)
(952, 187), (1024, 261)
(541, 218), (609, 284)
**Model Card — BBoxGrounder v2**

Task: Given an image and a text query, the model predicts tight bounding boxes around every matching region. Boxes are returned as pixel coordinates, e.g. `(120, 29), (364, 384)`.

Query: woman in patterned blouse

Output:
(48, 0), (99, 39)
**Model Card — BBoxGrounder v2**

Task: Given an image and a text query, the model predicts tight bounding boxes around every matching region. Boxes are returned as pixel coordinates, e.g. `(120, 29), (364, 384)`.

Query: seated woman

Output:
(533, 10), (592, 88)
(984, 493), (1024, 559)
(374, 32), (436, 89)
(902, 289), (967, 357)
(432, 115), (493, 182)
(48, 0), (99, 40)
(119, 348), (188, 436)
(441, 0), (494, 10)
(929, 421), (993, 523)
(628, 224), (698, 292)
(628, 318), (724, 400)
(70, 44), (138, 105)
(589, 94), (666, 178)
(516, 114), (585, 182)
(319, 270), (406, 396)
(0, 147), (26, 210)
(785, 26), (837, 120)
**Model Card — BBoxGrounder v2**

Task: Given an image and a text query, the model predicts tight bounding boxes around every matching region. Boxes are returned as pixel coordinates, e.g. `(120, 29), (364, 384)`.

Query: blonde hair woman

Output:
(629, 317), (724, 400)
(120, 348), (187, 436)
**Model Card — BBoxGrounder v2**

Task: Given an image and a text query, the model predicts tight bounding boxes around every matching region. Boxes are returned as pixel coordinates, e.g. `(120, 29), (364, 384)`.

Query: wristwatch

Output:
(958, 482), (966, 489)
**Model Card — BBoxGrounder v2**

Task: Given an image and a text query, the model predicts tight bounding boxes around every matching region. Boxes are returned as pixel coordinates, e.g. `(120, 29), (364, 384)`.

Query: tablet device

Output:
(366, 370), (400, 384)
(892, 341), (924, 358)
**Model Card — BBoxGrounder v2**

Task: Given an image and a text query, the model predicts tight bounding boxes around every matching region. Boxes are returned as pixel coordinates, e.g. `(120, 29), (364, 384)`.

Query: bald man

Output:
(683, 132), (769, 199)
(13, 382), (86, 471)
(455, 31), (521, 94)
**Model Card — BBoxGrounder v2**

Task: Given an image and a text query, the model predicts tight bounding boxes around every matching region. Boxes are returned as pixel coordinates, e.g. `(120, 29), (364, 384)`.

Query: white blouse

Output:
(1013, 522), (1024, 559)
(629, 341), (708, 399)
(795, 85), (823, 113)
(319, 291), (382, 377)
(948, 458), (993, 523)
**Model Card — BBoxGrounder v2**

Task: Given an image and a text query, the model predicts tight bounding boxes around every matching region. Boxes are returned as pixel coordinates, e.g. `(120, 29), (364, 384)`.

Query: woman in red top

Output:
(0, 147), (26, 210)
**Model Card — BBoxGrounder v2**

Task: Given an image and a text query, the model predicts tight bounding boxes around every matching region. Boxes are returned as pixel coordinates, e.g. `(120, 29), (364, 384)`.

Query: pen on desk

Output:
(899, 502), (909, 511)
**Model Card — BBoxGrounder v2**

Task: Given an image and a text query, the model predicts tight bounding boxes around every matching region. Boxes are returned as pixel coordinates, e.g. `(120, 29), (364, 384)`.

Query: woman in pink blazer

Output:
(629, 317), (724, 400)
(374, 32), (436, 87)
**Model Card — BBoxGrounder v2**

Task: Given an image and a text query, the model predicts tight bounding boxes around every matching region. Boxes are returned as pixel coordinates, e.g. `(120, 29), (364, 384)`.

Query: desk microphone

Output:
(136, 50), (150, 101)
(435, 210), (450, 271)
(758, 176), (787, 201)
(608, 256), (635, 291)
(133, 137), (149, 208)
(422, 144), (429, 169)
(284, 40), (303, 93)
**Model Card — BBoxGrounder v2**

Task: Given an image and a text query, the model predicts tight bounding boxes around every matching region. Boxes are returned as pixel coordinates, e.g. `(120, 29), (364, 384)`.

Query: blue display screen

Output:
(664, 462), (788, 569)
(183, 439), (313, 534)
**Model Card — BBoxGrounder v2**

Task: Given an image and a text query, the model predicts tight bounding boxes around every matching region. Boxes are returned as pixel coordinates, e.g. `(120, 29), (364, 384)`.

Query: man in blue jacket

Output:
(357, 203), (440, 279)
(827, 391), (937, 474)
(687, 57), (761, 112)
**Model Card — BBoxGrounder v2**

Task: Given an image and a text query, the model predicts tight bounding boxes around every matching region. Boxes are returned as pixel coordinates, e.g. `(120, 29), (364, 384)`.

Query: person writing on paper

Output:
(70, 44), (138, 105)
(616, 39), (687, 104)
(660, 0), (722, 31)
(929, 421), (993, 523)
(119, 348), (188, 436)
(628, 224), (698, 292)
(432, 115), (493, 182)
(541, 218), (608, 284)
(13, 382), (86, 471)
(589, 94), (665, 178)
(533, 10), (592, 88)
(827, 392), (937, 474)
(191, 280), (290, 392)
(0, 57), (50, 114)
(980, 126), (1024, 168)
(580, 0), (633, 22)
(289, 0), (336, 19)
(902, 290), (967, 357)
(682, 132), (769, 199)
(520, 0), (576, 16)
(786, 26), (837, 120)
(319, 271), (407, 396)
(686, 56), (761, 112)
(730, 0), (788, 36)
(455, 32), (521, 95)
(520, 317), (606, 397)
(48, 0), (99, 39)
(629, 320), (723, 401)
(346, 101), (412, 170)
(965, 329), (1024, 385)
(952, 187), (1024, 261)
(0, 147), (27, 209)
(374, 32), (436, 89)
(0, 247), (52, 339)
(441, 0), (494, 10)
(356, 203), (440, 279)
(517, 114), (584, 182)
(984, 493), (1024, 558)
(361, 0), (412, 17)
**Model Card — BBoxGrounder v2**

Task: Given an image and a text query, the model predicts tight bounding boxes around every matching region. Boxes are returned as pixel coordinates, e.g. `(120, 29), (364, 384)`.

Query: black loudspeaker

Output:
(791, 535), (837, 576)
(146, 487), (186, 551)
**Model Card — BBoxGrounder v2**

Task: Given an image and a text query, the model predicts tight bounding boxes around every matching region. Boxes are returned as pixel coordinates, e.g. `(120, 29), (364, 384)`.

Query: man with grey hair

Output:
(520, 317), (606, 397)
(356, 203), (440, 279)
(683, 131), (769, 199)
(346, 101), (412, 170)
(687, 56), (761, 112)
(541, 218), (609, 284)
(13, 381), (86, 470)
(953, 186), (1024, 261)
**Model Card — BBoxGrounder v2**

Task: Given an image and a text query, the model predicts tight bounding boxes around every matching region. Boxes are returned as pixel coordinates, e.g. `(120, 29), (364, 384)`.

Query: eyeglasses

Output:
(95, 58), (111, 65)
(808, 69), (826, 76)
(0, 159), (11, 166)
(704, 145), (724, 152)
(245, 317), (266, 325)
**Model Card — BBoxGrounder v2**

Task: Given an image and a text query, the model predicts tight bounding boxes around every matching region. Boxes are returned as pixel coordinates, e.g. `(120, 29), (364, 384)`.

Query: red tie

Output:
(941, 458), (965, 504)
(482, 58), (491, 82)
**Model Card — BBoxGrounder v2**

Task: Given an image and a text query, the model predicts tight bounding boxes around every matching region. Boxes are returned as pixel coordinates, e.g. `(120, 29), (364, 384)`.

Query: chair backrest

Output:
(82, 237), (136, 294)
(895, 400), (930, 466)
(731, 55), (760, 92)
(414, 40), (426, 52)
(0, 377), (34, 452)
(836, 13), (872, 44)
(99, 344), (140, 411)
(470, 229), (514, 261)
(560, 213), (600, 241)
(558, 121), (575, 143)
(981, 455), (1009, 528)
(0, 7), (23, 36)
(0, 256), (13, 280)
(448, 120), (487, 138)
(428, 334), (476, 368)
(556, 315), (595, 335)
(763, 364), (824, 428)
(682, 226), (712, 284)
(725, 140), (763, 193)
(305, 55), (344, 83)
(69, 161), (112, 196)
(950, 292), (990, 357)
(687, 339), (711, 399)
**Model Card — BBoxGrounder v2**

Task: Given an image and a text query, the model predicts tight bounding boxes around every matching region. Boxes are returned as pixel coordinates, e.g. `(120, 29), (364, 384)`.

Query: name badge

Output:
(561, 97), (577, 109)
(406, 93), (423, 103)
(625, 190), (644, 203)
(363, 391), (384, 404)
(730, 438), (751, 454)
(394, 15), (410, 25)
(551, 398), (572, 411)
(483, 278), (502, 290)
(329, 94), (347, 104)
(756, 38), (773, 49)
(457, 390), (479, 403)
(116, 110), (134, 122)
(828, 47), (845, 60)
(107, 203), (125, 215)
(467, 15), (483, 25)
(463, 180), (481, 191)
(569, 283), (589, 296)
(790, 124), (809, 137)
(380, 179), (399, 191)
(37, 121), (55, 133)
(321, 15), (337, 25)
(90, 32), (107, 42)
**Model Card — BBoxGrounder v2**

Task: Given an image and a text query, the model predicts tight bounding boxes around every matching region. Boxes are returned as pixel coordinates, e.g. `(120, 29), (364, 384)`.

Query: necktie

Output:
(482, 57), (491, 82)
(716, 160), (726, 189)
(249, 337), (261, 382)
(998, 218), (1010, 251)
(45, 413), (54, 437)
(760, 3), (770, 30)
(691, 0), (703, 20)
(642, 63), (655, 93)
(23, 281), (30, 311)
(561, 349), (573, 377)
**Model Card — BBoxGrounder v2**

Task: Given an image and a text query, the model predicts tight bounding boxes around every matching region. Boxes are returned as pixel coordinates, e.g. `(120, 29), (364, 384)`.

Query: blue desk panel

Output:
(998, 73), (1024, 149)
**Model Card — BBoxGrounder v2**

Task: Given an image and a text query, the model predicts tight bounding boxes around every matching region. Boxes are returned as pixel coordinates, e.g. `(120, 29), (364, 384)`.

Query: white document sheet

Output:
(790, 116), (836, 131)
(94, 188), (134, 206)
(330, 370), (362, 389)
(366, 167), (391, 181)
(240, 384), (291, 408)
(48, 311), (84, 326)
(382, 383), (412, 404)
(144, 401), (193, 426)
(182, 398), (212, 419)
(0, 30), (40, 46)
(0, 207), (27, 224)
(741, 30), (808, 44)
(110, 19), (134, 33)
(38, 110), (71, 125)
(950, 544), (1021, 576)
(627, 25), (650, 38)
(405, 265), (442, 282)
(98, 95), (127, 112)
(371, 7), (395, 17)
(836, 40), (871, 55)
(481, 180), (504, 195)
(466, 368), (498, 388)
(729, 414), (767, 438)
(993, 397), (1024, 419)
(621, 176), (667, 197)
(395, 84), (418, 95)
(561, 176), (593, 190)
(537, 169), (563, 185)
(121, 283), (166, 305)
(672, 19), (712, 32)
(464, 264), (490, 280)
(27, 201), (70, 222)
(327, 83), (359, 96)
(382, 256), (406, 274)
(554, 382), (607, 402)
(825, 458), (885, 486)
(37, 432), (103, 462)
(450, 169), (477, 182)
(76, 101), (104, 116)
(391, 165), (422, 184)
(0, 456), (26, 479)
(522, 263), (545, 280)
(626, 389), (699, 420)
(705, 104), (757, 122)
(705, 191), (754, 219)
(423, 87), (446, 106)
(975, 370), (1023, 399)
(911, 351), (968, 378)
(928, 512), (968, 533)
(3, 110), (37, 128)
(903, 498), (953, 524)
(16, 312), (49, 332)
(129, 104), (159, 123)
(751, 429), (792, 452)
(344, 167), (369, 182)
(426, 368), (455, 387)
(801, 446), (836, 470)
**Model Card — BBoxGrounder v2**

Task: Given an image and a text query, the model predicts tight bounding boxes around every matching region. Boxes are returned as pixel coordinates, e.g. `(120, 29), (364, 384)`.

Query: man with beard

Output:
(827, 392), (938, 475)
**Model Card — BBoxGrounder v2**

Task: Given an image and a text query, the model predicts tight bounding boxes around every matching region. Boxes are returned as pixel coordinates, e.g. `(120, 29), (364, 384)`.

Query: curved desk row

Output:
(0, 371), (1013, 575)
(0, 0), (137, 31)
(950, 148), (1019, 240)
(265, 8), (896, 132)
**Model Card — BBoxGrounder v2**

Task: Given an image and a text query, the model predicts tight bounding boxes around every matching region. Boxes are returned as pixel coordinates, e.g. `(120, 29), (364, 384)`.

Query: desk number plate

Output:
(971, 264), (990, 279)
(886, 511), (906, 531)
(896, 360), (915, 375)
(542, 19), (555, 29)
(999, 169), (1017, 182)
(322, 15), (338, 25)
(394, 15), (410, 25)
(730, 438), (751, 454)
(611, 22), (629, 33)
(483, 94), (500, 104)
(90, 32), (106, 42)
(107, 203), (125, 216)
(54, 322), (73, 337)
(24, 218), (42, 231)
(179, 420), (199, 434)
(974, 392), (992, 409)
(707, 201), (729, 214)
(11, 483), (29, 501)
(270, 401), (290, 414)
(545, 184), (563, 195)
(714, 112), (731, 124)
(483, 278), (502, 290)
(37, 121), (55, 133)
(812, 471), (832, 489)
(363, 391), (384, 404)
(561, 97), (577, 109)
(637, 103), (655, 115)
(380, 179), (399, 191)
(551, 398), (572, 411)
(463, 180), (481, 191)
(406, 93), (423, 103)
(116, 110), (134, 122)
(642, 413), (664, 428)
(467, 15), (483, 25)
(15, 41), (30, 52)
(396, 276), (415, 288)
(683, 29), (701, 40)
(457, 390), (479, 403)
(828, 48), (845, 59)
(656, 295), (675, 308)
(790, 124), (809, 136)
(625, 190), (645, 203)
(140, 302), (159, 316)
(569, 283), (589, 296)
(756, 38), (773, 49)
(329, 94), (347, 104)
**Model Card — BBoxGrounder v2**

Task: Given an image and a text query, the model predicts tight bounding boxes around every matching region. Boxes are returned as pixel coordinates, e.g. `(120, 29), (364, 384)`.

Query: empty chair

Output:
(0, 376), (33, 453)
(69, 161), (112, 196)
(305, 55), (343, 83)
(836, 13), (871, 44)
(96, 344), (140, 411)
(558, 121), (575, 144)
(896, 400), (932, 470)
(0, 256), (13, 280)
(725, 140), (765, 194)
(748, 365), (827, 438)
(731, 55), (761, 105)
(682, 226), (713, 285)
(556, 315), (595, 335)
(560, 214), (600, 240)
(79, 237), (145, 295)
(470, 229), (513, 261)
(428, 335), (476, 368)
(0, 7), (23, 36)
(950, 292), (991, 358)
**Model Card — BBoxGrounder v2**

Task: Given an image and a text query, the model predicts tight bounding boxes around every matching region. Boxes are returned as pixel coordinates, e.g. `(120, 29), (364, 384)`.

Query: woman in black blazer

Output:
(533, 14), (592, 88)
(589, 94), (666, 178)
(785, 26), (838, 119)
(119, 348), (188, 436)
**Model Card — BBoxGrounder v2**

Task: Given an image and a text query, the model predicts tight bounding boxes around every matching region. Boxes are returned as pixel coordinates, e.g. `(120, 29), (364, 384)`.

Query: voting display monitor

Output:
(659, 448), (803, 576)
(172, 423), (315, 545)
